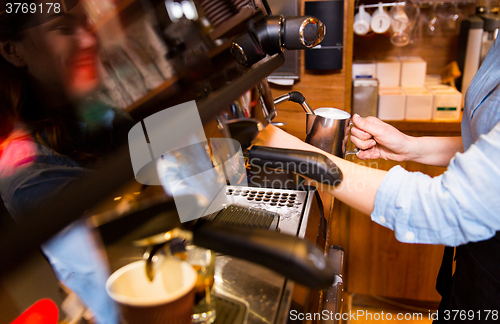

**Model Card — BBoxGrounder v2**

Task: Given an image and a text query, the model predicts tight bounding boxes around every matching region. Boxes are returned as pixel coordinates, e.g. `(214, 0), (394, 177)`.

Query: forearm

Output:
(321, 153), (388, 215)
(409, 136), (463, 167)
(326, 136), (462, 213)
(252, 125), (388, 215)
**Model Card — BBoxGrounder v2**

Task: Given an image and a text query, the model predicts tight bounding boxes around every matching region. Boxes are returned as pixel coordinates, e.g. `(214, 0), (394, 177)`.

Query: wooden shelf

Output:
(126, 53), (284, 121)
(384, 113), (462, 136)
(208, 7), (258, 40)
(125, 75), (180, 115)
(88, 0), (270, 121)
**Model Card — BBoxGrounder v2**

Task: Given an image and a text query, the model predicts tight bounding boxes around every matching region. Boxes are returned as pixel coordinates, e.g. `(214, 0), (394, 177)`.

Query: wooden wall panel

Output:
(269, 0), (354, 140)
(267, 0), (355, 267)
(348, 208), (444, 301)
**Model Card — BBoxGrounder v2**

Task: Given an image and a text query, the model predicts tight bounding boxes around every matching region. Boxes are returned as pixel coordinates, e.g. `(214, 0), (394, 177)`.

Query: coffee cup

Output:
(106, 257), (197, 324)
(370, 2), (391, 34)
(354, 5), (371, 36)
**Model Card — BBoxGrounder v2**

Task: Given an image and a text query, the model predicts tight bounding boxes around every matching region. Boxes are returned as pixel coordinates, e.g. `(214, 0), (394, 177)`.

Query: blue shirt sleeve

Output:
(372, 120), (500, 246)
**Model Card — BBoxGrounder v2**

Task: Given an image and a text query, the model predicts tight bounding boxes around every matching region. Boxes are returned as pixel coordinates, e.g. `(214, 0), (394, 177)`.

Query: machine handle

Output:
(273, 91), (314, 115)
(288, 91), (306, 104)
(192, 220), (336, 290)
(283, 16), (325, 49)
(249, 146), (342, 185)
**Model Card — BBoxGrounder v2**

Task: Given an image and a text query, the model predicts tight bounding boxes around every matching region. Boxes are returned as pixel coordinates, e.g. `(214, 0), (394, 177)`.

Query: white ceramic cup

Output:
(106, 257), (197, 324)
(370, 2), (391, 34)
(354, 5), (371, 36)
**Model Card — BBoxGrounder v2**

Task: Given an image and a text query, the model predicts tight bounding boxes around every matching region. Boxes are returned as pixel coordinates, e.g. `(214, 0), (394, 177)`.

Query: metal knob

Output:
(283, 16), (326, 49)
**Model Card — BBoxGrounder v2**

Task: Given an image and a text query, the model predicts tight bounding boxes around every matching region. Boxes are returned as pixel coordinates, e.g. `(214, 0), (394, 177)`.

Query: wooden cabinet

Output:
(346, 159), (446, 302)
(348, 0), (466, 302)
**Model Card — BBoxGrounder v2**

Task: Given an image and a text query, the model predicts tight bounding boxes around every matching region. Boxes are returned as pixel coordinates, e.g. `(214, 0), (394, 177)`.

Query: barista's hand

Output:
(351, 114), (416, 161)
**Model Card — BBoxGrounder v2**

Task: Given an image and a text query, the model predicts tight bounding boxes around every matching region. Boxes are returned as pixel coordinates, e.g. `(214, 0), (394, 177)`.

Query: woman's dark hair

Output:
(0, 1), (99, 164)
(0, 57), (21, 138)
(0, 1), (29, 138)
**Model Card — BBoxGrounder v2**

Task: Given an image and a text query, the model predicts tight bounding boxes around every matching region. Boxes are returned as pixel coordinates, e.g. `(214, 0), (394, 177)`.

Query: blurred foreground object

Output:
(11, 299), (58, 324)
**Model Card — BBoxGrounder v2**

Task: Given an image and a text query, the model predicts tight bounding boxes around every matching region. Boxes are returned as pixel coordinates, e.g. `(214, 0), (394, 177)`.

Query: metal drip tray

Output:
(213, 293), (248, 324)
(212, 186), (308, 237)
(225, 187), (305, 209)
(208, 204), (280, 230)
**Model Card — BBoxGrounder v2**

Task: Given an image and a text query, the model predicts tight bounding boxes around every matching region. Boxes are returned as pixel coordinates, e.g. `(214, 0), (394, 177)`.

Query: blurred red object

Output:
(11, 299), (59, 324)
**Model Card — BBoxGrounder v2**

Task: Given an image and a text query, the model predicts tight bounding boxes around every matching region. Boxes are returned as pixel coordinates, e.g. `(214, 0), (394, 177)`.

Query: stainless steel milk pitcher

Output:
(273, 92), (359, 158)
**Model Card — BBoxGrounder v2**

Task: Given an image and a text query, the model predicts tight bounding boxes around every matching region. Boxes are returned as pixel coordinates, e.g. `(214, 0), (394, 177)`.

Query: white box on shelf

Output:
(429, 88), (462, 120)
(376, 57), (401, 87)
(426, 84), (457, 92)
(400, 56), (427, 87)
(425, 74), (442, 85)
(403, 87), (433, 120)
(352, 60), (377, 80)
(378, 87), (406, 120)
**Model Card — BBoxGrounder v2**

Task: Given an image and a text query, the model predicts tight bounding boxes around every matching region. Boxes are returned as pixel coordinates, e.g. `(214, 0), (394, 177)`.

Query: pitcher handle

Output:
(345, 121), (361, 158)
(345, 148), (360, 157)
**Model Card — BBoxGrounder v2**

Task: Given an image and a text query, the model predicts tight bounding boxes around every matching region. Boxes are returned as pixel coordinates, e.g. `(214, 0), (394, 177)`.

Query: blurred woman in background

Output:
(0, 1), (133, 322)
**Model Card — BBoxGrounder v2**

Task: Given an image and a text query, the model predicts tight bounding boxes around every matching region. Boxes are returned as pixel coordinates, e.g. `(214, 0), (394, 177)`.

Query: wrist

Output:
(404, 135), (421, 162)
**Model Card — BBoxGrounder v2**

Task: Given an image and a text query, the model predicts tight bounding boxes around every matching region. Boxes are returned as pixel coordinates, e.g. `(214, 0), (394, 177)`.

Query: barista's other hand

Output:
(351, 114), (415, 161)
(252, 124), (322, 154)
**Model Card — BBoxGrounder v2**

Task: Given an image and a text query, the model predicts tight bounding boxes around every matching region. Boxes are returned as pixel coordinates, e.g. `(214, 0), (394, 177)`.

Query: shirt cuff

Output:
(371, 165), (416, 242)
